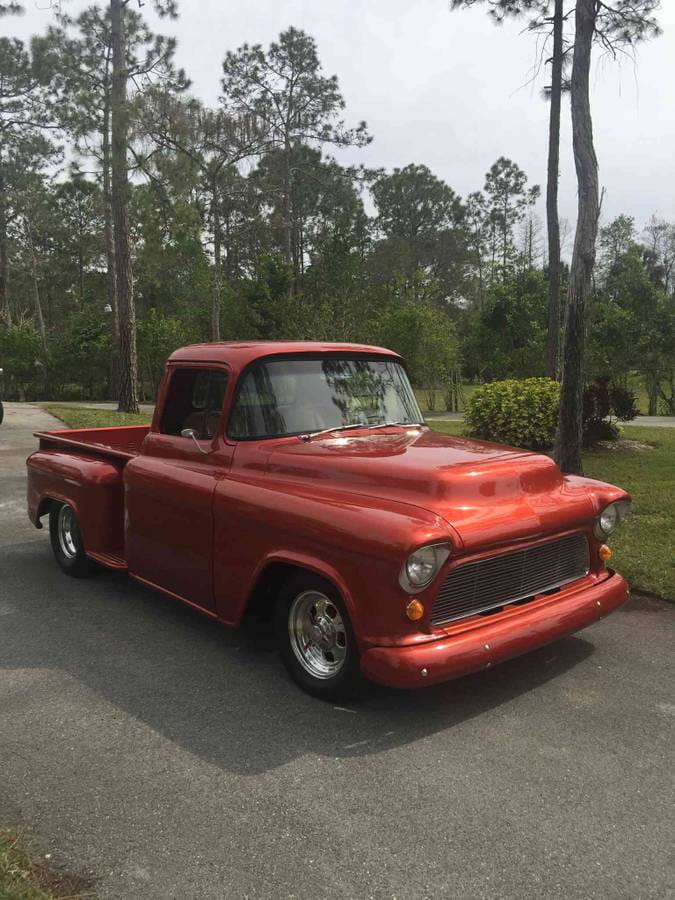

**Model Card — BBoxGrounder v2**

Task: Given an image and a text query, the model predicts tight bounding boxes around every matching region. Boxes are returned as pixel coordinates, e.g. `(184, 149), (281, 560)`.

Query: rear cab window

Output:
(159, 368), (229, 440)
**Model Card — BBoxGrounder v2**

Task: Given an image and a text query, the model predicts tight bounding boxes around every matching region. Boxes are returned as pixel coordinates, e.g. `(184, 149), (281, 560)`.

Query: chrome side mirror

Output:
(180, 428), (210, 456)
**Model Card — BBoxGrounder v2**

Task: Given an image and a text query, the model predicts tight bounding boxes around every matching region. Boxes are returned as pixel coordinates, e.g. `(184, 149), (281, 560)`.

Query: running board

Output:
(87, 551), (128, 571)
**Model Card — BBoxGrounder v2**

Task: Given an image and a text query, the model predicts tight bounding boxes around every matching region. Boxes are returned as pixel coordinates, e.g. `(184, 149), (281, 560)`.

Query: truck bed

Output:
(34, 425), (150, 461)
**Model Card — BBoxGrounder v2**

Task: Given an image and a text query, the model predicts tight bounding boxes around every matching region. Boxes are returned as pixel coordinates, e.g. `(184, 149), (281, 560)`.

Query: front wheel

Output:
(49, 503), (96, 577)
(276, 573), (361, 700)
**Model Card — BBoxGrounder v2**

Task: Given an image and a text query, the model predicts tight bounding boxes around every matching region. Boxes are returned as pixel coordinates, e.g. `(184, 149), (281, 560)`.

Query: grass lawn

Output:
(414, 383), (478, 413)
(416, 374), (674, 416)
(0, 832), (90, 899)
(432, 420), (675, 601)
(43, 404), (151, 429)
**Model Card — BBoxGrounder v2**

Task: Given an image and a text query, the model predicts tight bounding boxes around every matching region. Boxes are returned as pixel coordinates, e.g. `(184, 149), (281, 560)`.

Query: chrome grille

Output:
(431, 533), (589, 626)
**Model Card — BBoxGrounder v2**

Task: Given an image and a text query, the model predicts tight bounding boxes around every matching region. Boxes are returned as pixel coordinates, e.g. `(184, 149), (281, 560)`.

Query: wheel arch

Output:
(36, 494), (83, 530)
(242, 552), (355, 626)
(36, 494), (58, 524)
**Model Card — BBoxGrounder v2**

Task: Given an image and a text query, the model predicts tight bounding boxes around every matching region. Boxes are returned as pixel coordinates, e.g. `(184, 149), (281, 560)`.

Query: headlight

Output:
(400, 543), (451, 592)
(594, 500), (630, 540)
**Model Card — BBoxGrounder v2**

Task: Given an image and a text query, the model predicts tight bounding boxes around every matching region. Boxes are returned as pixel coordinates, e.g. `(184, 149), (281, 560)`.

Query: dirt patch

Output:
(588, 438), (655, 453)
(0, 830), (96, 898)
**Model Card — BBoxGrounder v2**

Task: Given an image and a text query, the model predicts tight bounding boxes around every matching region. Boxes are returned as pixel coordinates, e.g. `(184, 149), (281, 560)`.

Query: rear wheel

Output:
(276, 573), (361, 700)
(49, 503), (96, 577)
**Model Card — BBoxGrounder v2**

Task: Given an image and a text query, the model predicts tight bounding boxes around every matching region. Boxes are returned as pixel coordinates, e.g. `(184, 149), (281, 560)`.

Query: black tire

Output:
(49, 502), (97, 577)
(275, 572), (361, 700)
(0, 399), (4, 426)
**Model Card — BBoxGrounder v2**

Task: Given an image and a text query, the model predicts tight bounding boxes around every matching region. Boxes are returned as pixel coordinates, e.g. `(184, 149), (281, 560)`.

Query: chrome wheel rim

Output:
(57, 505), (78, 559)
(288, 590), (348, 680)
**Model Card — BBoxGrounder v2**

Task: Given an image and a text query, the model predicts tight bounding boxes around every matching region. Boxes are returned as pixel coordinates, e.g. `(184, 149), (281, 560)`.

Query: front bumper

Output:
(360, 570), (630, 688)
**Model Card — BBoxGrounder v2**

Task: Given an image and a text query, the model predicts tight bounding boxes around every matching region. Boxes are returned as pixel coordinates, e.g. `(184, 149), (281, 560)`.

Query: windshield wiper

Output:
(299, 421), (423, 443)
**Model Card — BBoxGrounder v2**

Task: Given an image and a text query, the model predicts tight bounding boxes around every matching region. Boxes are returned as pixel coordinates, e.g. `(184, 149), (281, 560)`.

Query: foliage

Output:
(464, 377), (560, 449)
(483, 156), (540, 277)
(582, 379), (638, 446)
(587, 220), (675, 415)
(50, 308), (112, 397)
(222, 26), (370, 290)
(375, 299), (460, 391)
(372, 164), (462, 242)
(137, 309), (189, 397)
(242, 255), (294, 339)
(463, 269), (547, 381)
(465, 374), (638, 452)
(222, 28), (369, 155)
(0, 320), (42, 396)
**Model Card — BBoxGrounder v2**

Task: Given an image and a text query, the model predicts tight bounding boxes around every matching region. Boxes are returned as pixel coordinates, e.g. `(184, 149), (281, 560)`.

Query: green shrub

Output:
(582, 378), (638, 447)
(464, 378), (560, 450)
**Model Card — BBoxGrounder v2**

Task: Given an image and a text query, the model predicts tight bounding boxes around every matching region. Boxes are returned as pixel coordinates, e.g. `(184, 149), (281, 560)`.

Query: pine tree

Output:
(0, 36), (58, 326)
(554, 0), (660, 473)
(222, 27), (370, 294)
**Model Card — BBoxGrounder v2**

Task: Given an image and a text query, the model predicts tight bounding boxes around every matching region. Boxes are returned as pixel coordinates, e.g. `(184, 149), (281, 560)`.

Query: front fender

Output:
(212, 477), (452, 642)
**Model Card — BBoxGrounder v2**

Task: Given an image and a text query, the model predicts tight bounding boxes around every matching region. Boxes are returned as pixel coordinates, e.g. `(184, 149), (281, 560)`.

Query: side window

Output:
(159, 369), (229, 440)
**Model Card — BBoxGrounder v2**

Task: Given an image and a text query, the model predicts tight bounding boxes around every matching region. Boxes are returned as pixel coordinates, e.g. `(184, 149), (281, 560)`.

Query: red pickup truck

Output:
(27, 341), (631, 698)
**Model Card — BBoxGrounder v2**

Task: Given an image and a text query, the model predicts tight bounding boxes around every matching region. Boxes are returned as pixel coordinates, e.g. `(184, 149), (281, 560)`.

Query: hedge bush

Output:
(464, 378), (561, 450)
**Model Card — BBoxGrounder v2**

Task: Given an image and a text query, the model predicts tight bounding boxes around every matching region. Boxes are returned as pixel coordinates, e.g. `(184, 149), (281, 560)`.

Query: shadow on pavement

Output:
(0, 541), (596, 776)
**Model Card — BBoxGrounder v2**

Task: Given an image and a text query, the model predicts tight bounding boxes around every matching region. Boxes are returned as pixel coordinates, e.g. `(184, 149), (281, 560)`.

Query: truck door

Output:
(124, 366), (232, 612)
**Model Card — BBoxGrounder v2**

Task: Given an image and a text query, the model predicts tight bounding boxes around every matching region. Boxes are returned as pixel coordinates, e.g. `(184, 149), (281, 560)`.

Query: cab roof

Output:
(168, 341), (402, 374)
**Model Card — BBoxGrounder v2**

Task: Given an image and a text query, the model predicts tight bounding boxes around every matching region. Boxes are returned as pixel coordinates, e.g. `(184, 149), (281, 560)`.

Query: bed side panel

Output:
(34, 425), (149, 459)
(27, 450), (126, 559)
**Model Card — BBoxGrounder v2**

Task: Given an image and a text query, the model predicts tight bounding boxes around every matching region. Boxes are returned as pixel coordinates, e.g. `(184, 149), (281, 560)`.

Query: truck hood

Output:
(266, 427), (600, 550)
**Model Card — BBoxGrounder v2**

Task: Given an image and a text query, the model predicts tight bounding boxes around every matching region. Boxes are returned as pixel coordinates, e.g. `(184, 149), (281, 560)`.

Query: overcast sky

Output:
(7, 0), (675, 239)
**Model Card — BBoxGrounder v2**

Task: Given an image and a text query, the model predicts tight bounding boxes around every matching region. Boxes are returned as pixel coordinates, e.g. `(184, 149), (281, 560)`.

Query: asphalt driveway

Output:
(0, 402), (62, 547)
(0, 404), (673, 898)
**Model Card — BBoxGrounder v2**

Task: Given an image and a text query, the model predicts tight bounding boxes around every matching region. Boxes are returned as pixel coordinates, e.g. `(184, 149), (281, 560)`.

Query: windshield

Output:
(228, 356), (424, 440)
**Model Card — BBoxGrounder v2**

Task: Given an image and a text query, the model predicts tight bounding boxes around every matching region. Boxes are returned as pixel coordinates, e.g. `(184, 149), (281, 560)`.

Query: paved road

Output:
(1, 404), (673, 899)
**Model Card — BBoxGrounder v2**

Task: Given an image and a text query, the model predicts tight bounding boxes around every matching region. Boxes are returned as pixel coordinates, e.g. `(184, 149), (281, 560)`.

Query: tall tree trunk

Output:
(526, 218), (534, 268)
(502, 196), (508, 273)
(473, 225), (484, 311)
(647, 373), (658, 415)
(111, 0), (139, 414)
(282, 136), (294, 297)
(26, 221), (47, 353)
(554, 0), (599, 476)
(0, 163), (10, 326)
(78, 249), (84, 301)
(545, 0), (564, 379)
(211, 179), (222, 341)
(477, 256), (484, 312)
(103, 94), (120, 399)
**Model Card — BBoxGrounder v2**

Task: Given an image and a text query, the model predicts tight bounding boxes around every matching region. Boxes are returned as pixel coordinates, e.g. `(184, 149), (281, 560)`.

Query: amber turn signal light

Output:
(599, 544), (612, 562)
(406, 599), (425, 621)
